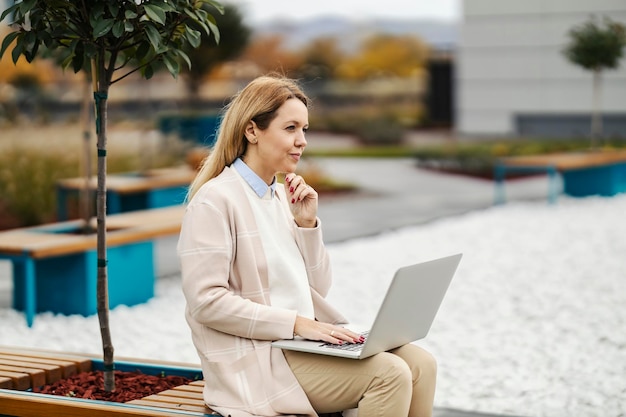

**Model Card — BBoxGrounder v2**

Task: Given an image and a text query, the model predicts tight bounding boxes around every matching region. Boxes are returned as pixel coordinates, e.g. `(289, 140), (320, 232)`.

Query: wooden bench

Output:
(0, 347), (218, 417)
(56, 166), (195, 220)
(0, 205), (186, 327)
(127, 380), (215, 415)
(494, 150), (626, 204)
(0, 347), (93, 391)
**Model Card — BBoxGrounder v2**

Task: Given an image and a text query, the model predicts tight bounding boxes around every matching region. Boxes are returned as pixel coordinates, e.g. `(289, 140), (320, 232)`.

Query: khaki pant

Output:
(283, 344), (437, 417)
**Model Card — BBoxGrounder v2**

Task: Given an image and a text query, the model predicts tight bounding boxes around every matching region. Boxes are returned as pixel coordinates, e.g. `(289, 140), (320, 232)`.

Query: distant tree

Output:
(294, 37), (344, 81)
(1, 0), (222, 392)
(563, 16), (626, 148)
(183, 3), (250, 99)
(336, 34), (429, 80)
(239, 34), (303, 75)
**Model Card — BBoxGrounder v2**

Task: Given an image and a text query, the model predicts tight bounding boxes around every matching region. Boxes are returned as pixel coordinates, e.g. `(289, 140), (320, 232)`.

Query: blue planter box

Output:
(562, 162), (626, 197)
(158, 114), (221, 147)
(56, 168), (193, 221)
(13, 239), (154, 316)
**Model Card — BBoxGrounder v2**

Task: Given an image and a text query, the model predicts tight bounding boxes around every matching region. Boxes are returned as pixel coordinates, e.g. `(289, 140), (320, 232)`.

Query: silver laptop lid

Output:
(359, 253), (462, 358)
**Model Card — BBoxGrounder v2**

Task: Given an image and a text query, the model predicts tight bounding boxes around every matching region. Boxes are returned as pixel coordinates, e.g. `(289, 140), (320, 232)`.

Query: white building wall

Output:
(456, 0), (626, 136)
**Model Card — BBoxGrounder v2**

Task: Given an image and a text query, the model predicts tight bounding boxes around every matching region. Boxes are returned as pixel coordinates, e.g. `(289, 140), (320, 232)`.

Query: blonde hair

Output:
(187, 74), (309, 201)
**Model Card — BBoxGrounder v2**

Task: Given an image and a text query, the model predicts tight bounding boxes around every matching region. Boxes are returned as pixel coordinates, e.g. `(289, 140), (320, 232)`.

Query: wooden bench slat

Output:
(137, 394), (206, 407)
(153, 389), (205, 400)
(0, 358), (63, 384)
(0, 206), (185, 258)
(0, 353), (77, 378)
(0, 376), (14, 389)
(0, 370), (32, 390)
(170, 384), (204, 393)
(0, 390), (215, 416)
(0, 348), (93, 373)
(0, 364), (47, 388)
(127, 399), (213, 414)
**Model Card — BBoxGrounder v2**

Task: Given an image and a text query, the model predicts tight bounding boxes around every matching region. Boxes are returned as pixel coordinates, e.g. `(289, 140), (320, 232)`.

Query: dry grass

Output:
(0, 121), (191, 229)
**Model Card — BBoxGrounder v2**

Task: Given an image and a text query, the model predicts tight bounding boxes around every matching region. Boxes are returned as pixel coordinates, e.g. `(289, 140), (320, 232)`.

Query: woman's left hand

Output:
(284, 173), (318, 228)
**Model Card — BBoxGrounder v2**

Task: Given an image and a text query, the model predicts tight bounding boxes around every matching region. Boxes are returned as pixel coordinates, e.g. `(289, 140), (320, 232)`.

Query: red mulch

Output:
(33, 370), (192, 403)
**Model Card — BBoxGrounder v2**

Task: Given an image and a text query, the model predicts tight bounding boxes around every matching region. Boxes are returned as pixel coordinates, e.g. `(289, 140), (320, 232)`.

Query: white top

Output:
(233, 167), (315, 319)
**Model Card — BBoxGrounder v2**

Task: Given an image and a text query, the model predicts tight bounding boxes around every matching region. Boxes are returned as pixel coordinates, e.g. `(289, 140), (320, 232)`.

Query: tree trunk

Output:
(93, 59), (115, 392)
(79, 76), (93, 232)
(590, 69), (603, 149)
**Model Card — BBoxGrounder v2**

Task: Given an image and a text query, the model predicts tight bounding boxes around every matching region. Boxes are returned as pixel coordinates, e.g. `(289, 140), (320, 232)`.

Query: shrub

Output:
(0, 146), (78, 227)
(0, 142), (184, 229)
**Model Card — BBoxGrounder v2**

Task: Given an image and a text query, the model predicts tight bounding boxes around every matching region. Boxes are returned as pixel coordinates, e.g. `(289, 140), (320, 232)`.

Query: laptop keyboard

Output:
(320, 331), (369, 351)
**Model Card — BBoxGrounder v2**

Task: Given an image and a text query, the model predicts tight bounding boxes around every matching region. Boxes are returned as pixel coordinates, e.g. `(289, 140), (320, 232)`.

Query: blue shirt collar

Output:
(233, 158), (277, 198)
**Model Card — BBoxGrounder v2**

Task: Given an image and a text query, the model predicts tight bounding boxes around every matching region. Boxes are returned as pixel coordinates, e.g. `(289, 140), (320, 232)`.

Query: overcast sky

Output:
(225, 0), (462, 24)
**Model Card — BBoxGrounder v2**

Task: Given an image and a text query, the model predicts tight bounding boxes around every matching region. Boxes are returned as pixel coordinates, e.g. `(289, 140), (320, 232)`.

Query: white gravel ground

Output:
(1, 195), (625, 417)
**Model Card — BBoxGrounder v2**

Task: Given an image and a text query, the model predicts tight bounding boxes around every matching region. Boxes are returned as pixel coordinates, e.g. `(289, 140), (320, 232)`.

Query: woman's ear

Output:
(244, 121), (258, 144)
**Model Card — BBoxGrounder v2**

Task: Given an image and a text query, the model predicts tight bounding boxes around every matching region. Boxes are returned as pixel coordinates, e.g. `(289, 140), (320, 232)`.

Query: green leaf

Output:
(144, 24), (161, 49)
(61, 53), (73, 71)
(163, 53), (180, 77)
(124, 21), (134, 32)
(108, 2), (120, 18)
(0, 31), (20, 58)
(142, 64), (154, 79)
(93, 18), (115, 38)
(135, 41), (150, 61)
(144, 4), (167, 25)
(21, 0), (36, 10)
(24, 39), (40, 63)
(72, 53), (84, 73)
(11, 41), (23, 64)
(176, 49), (192, 70)
(125, 10), (138, 19)
(185, 28), (201, 48)
(202, 0), (225, 15)
(0, 3), (19, 23)
(112, 20), (125, 38)
(206, 15), (220, 44)
(92, 2), (105, 19)
(84, 42), (98, 58)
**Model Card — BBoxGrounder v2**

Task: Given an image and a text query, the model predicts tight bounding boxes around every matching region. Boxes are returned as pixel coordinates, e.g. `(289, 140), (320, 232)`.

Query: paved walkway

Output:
(0, 133), (550, 416)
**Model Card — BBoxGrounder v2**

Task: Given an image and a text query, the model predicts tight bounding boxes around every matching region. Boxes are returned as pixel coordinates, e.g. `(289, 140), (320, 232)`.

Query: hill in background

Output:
(254, 16), (458, 51)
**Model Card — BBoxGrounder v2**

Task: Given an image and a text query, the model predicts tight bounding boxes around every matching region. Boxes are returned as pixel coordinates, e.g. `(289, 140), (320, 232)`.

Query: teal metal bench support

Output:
(494, 163), (559, 205)
(7, 241), (155, 328)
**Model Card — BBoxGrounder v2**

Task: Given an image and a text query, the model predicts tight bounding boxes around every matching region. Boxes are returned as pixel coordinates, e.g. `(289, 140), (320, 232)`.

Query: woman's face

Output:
(245, 98), (308, 184)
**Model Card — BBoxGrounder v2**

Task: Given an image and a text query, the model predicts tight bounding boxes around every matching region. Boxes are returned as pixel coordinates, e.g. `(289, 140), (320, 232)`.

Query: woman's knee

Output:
(393, 344), (438, 383)
(374, 352), (413, 389)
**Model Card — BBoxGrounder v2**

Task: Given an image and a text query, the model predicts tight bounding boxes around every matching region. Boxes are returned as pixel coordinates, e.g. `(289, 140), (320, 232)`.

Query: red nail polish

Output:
(291, 198), (295, 203)
(290, 187), (294, 192)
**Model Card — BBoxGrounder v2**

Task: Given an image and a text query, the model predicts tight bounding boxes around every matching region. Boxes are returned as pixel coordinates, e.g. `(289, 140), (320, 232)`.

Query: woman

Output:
(178, 74), (437, 417)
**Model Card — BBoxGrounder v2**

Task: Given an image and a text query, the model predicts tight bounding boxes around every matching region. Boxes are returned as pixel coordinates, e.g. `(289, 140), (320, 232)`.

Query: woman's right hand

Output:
(294, 316), (364, 345)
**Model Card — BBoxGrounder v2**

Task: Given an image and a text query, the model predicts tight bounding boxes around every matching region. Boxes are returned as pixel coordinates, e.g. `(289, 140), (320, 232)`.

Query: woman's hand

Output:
(294, 316), (365, 345)
(284, 173), (318, 228)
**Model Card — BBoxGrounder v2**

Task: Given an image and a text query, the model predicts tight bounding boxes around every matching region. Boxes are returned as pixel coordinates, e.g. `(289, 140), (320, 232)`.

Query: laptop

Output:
(272, 253), (462, 359)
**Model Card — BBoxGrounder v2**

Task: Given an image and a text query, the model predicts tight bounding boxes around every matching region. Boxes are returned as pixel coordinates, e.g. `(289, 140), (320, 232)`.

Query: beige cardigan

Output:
(178, 166), (347, 417)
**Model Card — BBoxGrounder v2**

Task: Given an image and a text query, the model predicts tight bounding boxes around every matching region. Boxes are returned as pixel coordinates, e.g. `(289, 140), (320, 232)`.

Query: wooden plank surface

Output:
(57, 167), (196, 194)
(0, 376), (12, 389)
(0, 390), (212, 416)
(126, 399), (211, 413)
(0, 358), (63, 384)
(0, 348), (92, 373)
(0, 364), (46, 388)
(0, 206), (185, 258)
(0, 369), (31, 390)
(0, 354), (77, 379)
(500, 150), (626, 170)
